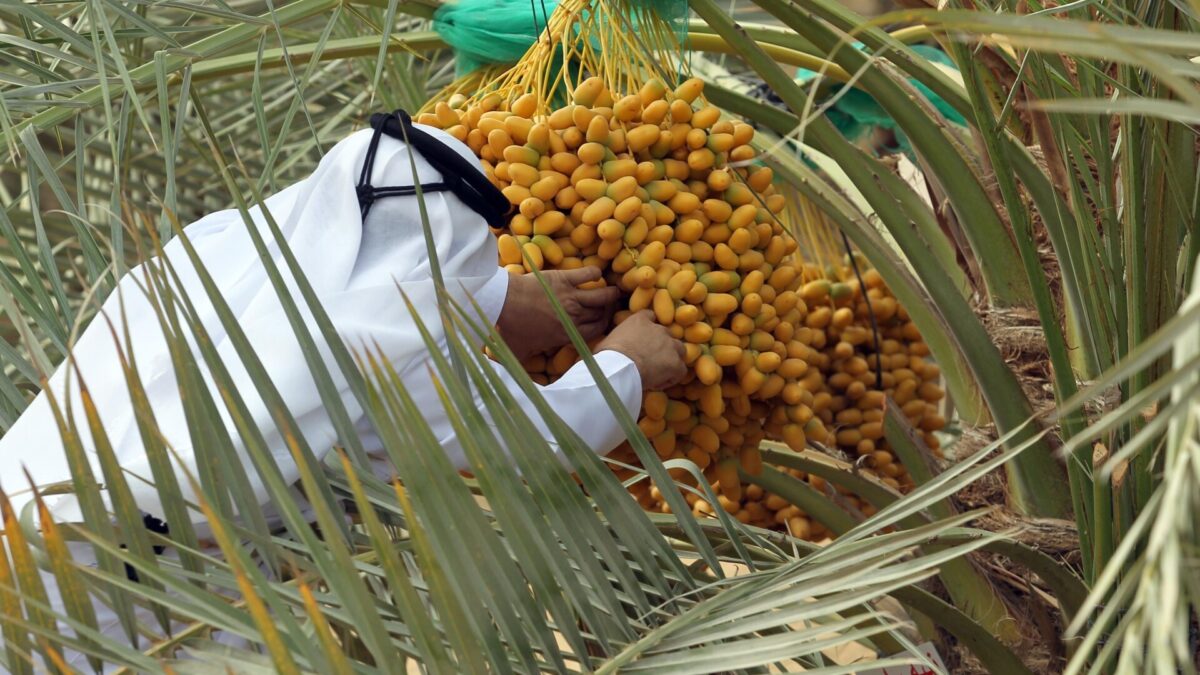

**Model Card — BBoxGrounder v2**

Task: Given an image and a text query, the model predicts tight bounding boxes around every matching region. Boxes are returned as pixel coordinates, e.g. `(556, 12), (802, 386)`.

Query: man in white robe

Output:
(0, 111), (686, 672)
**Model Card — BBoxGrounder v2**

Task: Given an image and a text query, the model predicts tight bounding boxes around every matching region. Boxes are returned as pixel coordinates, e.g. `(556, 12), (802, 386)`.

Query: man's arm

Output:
(495, 267), (620, 362)
(409, 308), (686, 471)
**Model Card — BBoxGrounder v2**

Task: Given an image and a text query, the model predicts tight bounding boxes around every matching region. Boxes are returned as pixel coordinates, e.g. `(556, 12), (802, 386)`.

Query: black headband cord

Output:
(356, 109), (509, 229)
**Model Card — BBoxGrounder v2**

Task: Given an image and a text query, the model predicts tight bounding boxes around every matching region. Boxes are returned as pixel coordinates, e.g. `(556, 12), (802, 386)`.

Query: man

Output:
(0, 110), (686, 670)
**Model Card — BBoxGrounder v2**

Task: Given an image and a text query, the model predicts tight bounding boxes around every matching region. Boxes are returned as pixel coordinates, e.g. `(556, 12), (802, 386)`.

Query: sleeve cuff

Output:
(592, 349), (636, 374)
(590, 349), (642, 416)
(477, 266), (511, 328)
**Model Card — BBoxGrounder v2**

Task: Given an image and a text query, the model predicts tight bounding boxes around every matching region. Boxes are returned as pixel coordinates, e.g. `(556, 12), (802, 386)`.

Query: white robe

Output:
(0, 122), (640, 527)
(0, 123), (640, 670)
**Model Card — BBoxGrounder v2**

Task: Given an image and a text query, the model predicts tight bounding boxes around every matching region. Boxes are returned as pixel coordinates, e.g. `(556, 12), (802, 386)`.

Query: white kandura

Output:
(0, 122), (642, 536)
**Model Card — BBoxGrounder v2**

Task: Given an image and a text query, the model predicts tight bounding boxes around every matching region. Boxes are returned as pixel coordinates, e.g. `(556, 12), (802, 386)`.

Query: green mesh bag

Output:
(433, 0), (562, 77)
(797, 44), (965, 158)
(433, 0), (688, 78)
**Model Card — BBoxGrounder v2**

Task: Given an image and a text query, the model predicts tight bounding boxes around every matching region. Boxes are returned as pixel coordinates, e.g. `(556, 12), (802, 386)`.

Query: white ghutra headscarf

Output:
(0, 113), (511, 528)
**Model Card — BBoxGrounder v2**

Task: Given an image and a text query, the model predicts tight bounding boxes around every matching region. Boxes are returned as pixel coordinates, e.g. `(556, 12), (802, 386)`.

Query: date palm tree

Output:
(0, 0), (1196, 672)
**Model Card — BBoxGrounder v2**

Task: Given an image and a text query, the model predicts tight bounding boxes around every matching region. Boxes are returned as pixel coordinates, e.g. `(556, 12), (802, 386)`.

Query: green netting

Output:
(797, 43), (965, 158)
(433, 0), (562, 77)
(635, 0), (690, 41)
(433, 0), (689, 78)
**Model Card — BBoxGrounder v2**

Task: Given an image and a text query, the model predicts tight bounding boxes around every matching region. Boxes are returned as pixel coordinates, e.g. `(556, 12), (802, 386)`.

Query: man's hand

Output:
(497, 266), (621, 362)
(596, 310), (687, 391)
